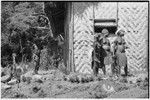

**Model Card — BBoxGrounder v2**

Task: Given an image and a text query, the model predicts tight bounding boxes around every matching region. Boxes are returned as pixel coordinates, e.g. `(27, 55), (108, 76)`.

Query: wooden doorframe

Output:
(65, 2), (74, 72)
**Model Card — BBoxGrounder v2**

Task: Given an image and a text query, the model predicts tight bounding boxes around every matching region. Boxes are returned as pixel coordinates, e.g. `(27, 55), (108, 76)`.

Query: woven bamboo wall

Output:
(73, 3), (94, 74)
(71, 2), (148, 74)
(94, 2), (117, 19)
(118, 2), (148, 72)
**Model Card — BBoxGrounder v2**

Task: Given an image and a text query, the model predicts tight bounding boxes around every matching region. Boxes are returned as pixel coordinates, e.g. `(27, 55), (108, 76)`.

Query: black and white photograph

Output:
(1, 0), (149, 98)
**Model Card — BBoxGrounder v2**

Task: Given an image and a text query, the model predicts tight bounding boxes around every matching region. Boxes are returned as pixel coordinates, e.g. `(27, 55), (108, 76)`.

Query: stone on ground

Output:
(1, 83), (12, 90)
(1, 74), (11, 83)
(65, 73), (95, 83)
(32, 75), (43, 80)
(102, 84), (115, 93)
(7, 79), (17, 85)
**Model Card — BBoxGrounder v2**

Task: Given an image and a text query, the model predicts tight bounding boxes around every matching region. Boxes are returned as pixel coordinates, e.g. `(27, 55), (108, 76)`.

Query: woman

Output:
(115, 30), (128, 76)
(92, 33), (104, 76)
(111, 40), (118, 76)
(100, 29), (112, 76)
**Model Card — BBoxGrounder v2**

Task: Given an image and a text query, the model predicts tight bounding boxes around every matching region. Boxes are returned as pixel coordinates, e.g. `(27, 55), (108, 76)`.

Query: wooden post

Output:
(93, 2), (96, 76)
(117, 2), (119, 30)
(71, 2), (75, 72)
(67, 2), (74, 73)
(64, 2), (71, 73)
(12, 53), (17, 75)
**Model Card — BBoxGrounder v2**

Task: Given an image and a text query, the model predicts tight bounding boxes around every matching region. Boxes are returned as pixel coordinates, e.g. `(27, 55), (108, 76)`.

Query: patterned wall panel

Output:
(73, 3), (94, 74)
(68, 3), (74, 72)
(94, 2), (117, 19)
(71, 2), (148, 74)
(118, 3), (148, 72)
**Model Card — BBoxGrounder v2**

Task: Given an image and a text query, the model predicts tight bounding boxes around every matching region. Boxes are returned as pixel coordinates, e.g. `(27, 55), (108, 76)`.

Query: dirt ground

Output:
(1, 69), (149, 98)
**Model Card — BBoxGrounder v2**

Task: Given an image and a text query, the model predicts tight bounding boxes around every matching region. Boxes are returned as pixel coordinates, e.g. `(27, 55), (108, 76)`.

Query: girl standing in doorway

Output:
(115, 30), (128, 77)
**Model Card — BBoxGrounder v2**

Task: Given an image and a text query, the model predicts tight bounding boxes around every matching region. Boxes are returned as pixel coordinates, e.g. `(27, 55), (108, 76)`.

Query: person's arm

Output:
(108, 40), (111, 46)
(125, 44), (129, 49)
(122, 39), (129, 49)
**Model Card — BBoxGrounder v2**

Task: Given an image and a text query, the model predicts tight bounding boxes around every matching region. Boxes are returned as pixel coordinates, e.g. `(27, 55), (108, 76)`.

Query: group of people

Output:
(92, 29), (128, 78)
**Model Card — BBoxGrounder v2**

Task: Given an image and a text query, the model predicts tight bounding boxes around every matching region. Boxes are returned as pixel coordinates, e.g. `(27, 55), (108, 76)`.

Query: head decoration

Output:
(102, 29), (109, 34)
(102, 29), (109, 37)
(116, 29), (125, 36)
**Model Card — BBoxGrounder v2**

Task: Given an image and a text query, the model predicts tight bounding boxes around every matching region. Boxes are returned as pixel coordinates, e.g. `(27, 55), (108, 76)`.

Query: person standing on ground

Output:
(100, 29), (112, 76)
(91, 33), (103, 76)
(111, 40), (118, 77)
(114, 30), (129, 77)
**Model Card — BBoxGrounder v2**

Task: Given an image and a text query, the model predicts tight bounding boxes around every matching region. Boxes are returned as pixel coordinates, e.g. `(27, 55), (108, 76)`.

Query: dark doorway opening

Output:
(44, 2), (67, 38)
(94, 19), (117, 34)
(44, 2), (68, 69)
(94, 26), (117, 34)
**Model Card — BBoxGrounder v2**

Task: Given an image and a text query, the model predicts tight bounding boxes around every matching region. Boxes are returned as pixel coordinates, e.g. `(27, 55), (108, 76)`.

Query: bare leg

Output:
(91, 61), (94, 70)
(93, 62), (99, 76)
(124, 64), (128, 76)
(102, 64), (106, 75)
(117, 65), (121, 77)
(111, 63), (115, 76)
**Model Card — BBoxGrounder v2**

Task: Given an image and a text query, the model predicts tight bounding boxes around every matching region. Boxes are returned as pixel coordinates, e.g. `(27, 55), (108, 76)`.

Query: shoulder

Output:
(116, 37), (123, 42)
(122, 38), (126, 43)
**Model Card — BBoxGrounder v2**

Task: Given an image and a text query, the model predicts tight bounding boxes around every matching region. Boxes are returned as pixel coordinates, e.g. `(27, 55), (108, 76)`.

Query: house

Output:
(47, 2), (148, 74)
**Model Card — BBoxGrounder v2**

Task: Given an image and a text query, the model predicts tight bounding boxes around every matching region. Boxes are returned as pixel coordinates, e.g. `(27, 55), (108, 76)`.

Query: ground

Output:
(1, 69), (149, 98)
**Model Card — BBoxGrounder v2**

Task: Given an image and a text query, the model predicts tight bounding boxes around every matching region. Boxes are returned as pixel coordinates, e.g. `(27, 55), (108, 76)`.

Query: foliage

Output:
(1, 1), (64, 74)
(1, 2), (52, 67)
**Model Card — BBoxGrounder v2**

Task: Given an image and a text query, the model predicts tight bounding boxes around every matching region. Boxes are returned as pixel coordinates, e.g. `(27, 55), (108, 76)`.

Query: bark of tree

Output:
(34, 46), (41, 74)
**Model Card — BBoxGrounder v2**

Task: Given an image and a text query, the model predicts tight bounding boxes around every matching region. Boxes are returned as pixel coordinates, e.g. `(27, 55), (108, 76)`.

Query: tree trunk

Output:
(12, 53), (16, 75)
(34, 49), (41, 74)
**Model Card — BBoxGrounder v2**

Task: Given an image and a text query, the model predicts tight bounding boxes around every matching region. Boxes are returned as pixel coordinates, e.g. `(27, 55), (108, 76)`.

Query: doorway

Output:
(94, 19), (117, 34)
(44, 2), (69, 68)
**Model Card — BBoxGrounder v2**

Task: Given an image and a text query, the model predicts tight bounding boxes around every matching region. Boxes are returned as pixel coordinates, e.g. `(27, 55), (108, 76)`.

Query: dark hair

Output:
(117, 30), (125, 36)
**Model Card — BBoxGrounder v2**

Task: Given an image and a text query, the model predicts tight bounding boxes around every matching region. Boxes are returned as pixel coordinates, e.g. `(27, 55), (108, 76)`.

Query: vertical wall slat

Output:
(68, 2), (74, 72)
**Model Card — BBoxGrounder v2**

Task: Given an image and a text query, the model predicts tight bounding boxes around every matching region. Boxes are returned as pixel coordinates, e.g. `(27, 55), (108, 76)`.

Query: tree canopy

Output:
(1, 2), (52, 67)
